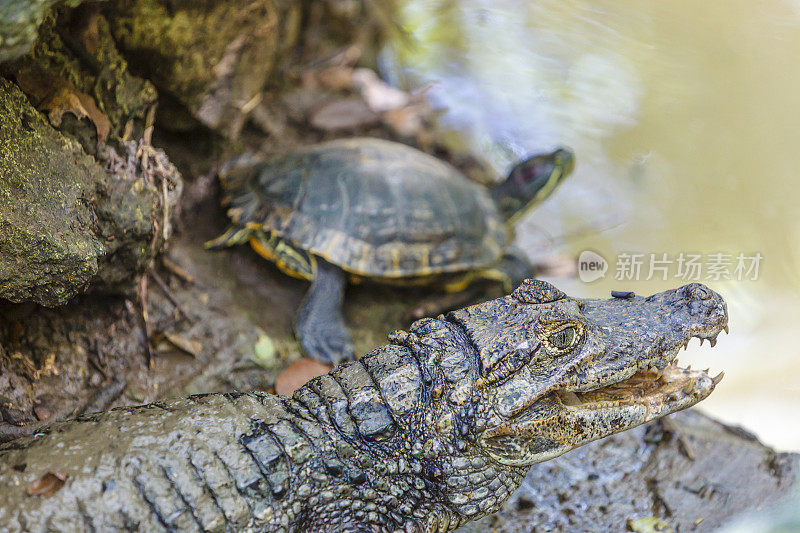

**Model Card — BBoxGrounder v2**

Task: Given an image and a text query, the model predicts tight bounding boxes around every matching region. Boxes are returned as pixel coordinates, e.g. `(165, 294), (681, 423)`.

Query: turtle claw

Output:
(297, 322), (354, 365)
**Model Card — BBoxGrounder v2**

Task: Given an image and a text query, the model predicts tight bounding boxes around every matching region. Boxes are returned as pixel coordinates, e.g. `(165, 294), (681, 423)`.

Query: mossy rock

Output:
(0, 78), (181, 306)
(104, 0), (297, 136)
(0, 0), (80, 63)
(0, 77), (106, 306)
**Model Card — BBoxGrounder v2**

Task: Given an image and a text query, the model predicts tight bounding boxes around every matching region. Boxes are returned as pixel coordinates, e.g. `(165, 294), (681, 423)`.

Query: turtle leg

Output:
(294, 258), (354, 365)
(486, 246), (536, 293)
(204, 225), (252, 249)
(406, 248), (535, 321)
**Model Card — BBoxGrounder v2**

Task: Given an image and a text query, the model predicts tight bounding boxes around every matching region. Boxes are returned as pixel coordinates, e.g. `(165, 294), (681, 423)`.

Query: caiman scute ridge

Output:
(0, 281), (728, 532)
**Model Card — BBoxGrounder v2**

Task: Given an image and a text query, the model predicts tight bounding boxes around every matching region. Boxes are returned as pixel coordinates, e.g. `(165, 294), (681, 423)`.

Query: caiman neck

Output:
(288, 317), (524, 530)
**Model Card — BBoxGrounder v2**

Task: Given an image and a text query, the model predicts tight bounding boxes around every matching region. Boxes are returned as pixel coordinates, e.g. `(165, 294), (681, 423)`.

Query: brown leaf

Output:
(309, 97), (379, 131)
(352, 68), (410, 113)
(32, 401), (52, 421)
(14, 68), (111, 143)
(27, 472), (68, 497)
(275, 358), (332, 396)
(316, 66), (354, 90)
(383, 104), (430, 137)
(160, 332), (203, 358)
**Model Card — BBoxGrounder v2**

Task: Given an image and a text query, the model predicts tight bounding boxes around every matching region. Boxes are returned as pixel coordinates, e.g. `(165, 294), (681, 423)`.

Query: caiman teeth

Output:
(560, 391), (581, 406)
(566, 328), (723, 402)
(712, 371), (725, 385)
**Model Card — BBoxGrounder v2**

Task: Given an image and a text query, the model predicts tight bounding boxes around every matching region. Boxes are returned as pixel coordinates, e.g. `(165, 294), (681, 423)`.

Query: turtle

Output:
(207, 137), (574, 364)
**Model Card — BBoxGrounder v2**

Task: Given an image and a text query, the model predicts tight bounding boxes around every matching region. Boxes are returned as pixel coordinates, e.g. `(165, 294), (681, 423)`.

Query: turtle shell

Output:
(221, 138), (509, 278)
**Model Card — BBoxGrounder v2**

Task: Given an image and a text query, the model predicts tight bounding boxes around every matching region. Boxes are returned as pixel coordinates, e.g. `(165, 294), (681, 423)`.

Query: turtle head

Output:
(425, 280), (727, 468)
(490, 147), (575, 224)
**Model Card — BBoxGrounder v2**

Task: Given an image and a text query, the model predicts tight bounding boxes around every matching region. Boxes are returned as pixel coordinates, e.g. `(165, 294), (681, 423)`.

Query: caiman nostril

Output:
(685, 283), (712, 301)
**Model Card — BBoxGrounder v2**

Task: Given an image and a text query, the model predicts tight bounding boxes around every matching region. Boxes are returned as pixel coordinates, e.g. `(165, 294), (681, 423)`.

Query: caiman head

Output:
(406, 280), (727, 471)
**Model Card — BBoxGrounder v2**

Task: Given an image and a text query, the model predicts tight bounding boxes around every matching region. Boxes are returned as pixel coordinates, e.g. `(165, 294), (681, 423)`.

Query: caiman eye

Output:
(542, 323), (583, 353)
(548, 327), (575, 349)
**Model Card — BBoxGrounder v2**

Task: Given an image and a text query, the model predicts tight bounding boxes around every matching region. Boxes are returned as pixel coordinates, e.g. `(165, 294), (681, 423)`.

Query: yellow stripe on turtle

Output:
(204, 226), (253, 249)
(249, 233), (316, 281)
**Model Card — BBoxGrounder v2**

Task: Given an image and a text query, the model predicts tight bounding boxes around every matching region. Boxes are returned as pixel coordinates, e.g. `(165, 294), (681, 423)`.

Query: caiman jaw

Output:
(479, 316), (728, 467)
(555, 326), (727, 416)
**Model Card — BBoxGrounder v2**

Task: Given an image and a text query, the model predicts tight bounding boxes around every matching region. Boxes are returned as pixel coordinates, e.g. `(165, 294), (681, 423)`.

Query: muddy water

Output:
(388, 0), (800, 450)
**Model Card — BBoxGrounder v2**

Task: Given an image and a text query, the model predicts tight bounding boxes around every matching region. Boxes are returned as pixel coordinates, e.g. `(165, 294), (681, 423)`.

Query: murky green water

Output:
(388, 0), (800, 450)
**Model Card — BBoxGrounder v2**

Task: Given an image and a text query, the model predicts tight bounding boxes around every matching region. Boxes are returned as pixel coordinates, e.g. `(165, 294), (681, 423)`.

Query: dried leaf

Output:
(309, 97), (379, 131)
(14, 68), (111, 142)
(352, 68), (410, 113)
(33, 402), (52, 421)
(316, 66), (354, 90)
(275, 358), (332, 396)
(43, 87), (90, 124)
(627, 517), (675, 533)
(77, 92), (111, 142)
(161, 332), (203, 358)
(383, 104), (430, 137)
(27, 472), (68, 497)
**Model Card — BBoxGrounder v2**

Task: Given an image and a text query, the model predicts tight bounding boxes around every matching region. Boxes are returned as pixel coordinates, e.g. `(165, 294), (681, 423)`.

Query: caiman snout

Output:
(647, 282), (729, 339)
(680, 283), (728, 320)
(681, 283), (729, 336)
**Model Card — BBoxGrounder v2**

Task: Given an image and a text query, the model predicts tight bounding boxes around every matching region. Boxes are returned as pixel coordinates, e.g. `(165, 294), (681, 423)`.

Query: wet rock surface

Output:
(460, 411), (798, 532)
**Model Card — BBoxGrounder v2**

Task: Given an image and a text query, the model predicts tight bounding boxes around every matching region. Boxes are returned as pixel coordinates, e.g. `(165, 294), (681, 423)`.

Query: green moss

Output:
(0, 77), (106, 306)
(105, 0), (281, 131)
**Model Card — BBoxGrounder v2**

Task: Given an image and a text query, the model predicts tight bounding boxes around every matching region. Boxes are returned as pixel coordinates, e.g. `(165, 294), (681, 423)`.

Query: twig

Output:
(162, 257), (196, 284)
(143, 104), (157, 146)
(81, 379), (128, 415)
(149, 270), (192, 321)
(121, 119), (134, 142)
(87, 337), (108, 379)
(161, 177), (169, 242)
(137, 277), (155, 369)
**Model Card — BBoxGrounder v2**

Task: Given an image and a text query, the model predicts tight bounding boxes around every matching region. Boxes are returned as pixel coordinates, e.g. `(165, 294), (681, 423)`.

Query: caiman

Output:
(0, 281), (728, 532)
